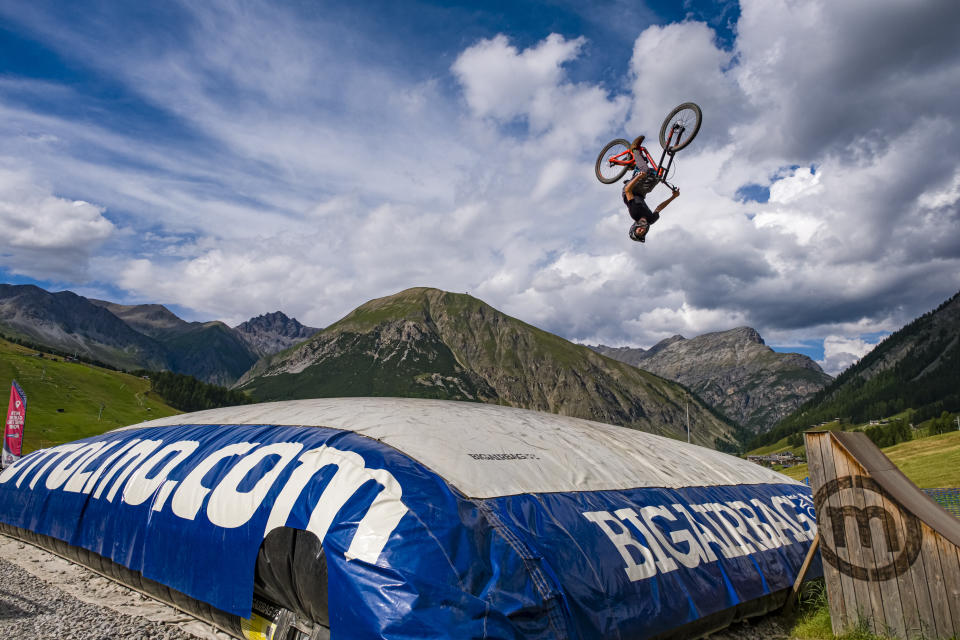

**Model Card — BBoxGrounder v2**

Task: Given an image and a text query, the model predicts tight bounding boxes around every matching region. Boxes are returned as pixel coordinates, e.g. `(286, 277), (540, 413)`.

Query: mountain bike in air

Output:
(594, 102), (702, 188)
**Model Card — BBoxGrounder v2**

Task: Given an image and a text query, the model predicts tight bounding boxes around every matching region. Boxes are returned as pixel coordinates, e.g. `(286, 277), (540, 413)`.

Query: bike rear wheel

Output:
(595, 138), (633, 184)
(659, 103), (702, 152)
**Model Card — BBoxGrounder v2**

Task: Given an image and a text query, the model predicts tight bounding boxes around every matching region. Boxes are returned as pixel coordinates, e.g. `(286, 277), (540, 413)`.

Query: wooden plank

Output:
(858, 459), (907, 639)
(834, 449), (887, 635)
(812, 429), (960, 640)
(821, 432), (860, 634)
(806, 433), (848, 633)
(834, 432), (960, 549)
(877, 481), (923, 638)
(831, 446), (874, 628)
(806, 432), (847, 634)
(921, 528), (953, 638)
(904, 521), (937, 638)
(806, 434), (848, 628)
(936, 537), (960, 638)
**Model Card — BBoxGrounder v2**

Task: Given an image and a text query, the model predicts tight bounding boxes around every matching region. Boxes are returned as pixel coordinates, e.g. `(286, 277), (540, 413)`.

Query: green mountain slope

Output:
(87, 299), (189, 338)
(163, 321), (259, 386)
(0, 284), (170, 370)
(88, 300), (259, 383)
(752, 290), (960, 449)
(0, 285), (260, 385)
(237, 287), (741, 449)
(0, 338), (179, 454)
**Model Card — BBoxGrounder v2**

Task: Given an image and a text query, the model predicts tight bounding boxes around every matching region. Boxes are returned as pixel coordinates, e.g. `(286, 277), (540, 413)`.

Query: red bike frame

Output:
(606, 123), (686, 188)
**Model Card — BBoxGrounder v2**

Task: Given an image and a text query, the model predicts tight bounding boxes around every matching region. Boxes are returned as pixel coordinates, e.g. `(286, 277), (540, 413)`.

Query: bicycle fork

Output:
(655, 124), (685, 184)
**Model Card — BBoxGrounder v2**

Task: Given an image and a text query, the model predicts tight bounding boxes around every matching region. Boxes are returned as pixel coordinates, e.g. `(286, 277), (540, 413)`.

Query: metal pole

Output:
(686, 401), (690, 444)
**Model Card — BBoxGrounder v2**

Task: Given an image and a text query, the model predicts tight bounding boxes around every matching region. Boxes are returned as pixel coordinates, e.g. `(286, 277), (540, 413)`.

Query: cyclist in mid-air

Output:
(622, 135), (679, 243)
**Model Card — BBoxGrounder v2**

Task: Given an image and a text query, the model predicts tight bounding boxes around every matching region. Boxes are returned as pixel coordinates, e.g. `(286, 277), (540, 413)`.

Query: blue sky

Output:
(1, 0), (959, 375)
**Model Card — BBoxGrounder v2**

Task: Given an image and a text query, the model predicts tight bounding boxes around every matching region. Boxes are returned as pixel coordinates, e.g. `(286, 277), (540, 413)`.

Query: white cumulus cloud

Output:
(0, 167), (114, 279)
(818, 335), (882, 376)
(0, 0), (958, 355)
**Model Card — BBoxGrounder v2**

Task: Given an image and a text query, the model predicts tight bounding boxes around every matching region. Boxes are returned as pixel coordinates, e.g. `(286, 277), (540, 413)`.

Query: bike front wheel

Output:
(659, 102), (702, 152)
(594, 138), (633, 184)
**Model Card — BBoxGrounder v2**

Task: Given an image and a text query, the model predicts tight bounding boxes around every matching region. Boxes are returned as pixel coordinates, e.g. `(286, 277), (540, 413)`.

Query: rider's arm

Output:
(624, 171), (644, 200)
(654, 187), (680, 214)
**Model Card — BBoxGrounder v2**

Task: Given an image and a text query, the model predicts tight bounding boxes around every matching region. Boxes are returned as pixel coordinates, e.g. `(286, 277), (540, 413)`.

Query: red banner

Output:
(3, 381), (26, 467)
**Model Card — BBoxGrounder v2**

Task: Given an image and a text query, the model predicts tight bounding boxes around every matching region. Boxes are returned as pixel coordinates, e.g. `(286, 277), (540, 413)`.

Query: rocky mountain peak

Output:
(730, 326), (764, 344)
(589, 344), (647, 367)
(590, 326), (831, 433)
(234, 311), (319, 356)
(647, 334), (686, 355)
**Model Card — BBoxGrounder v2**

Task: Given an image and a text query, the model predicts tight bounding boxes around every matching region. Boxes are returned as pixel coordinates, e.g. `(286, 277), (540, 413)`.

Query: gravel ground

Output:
(0, 556), (205, 639)
(0, 535), (232, 640)
(706, 614), (792, 639)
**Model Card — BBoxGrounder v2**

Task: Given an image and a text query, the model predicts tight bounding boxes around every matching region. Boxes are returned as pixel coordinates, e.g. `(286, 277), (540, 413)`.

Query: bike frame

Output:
(606, 124), (686, 189)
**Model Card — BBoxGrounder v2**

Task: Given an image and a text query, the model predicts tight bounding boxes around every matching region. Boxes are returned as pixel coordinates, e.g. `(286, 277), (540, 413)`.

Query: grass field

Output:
(777, 429), (960, 487)
(0, 338), (179, 453)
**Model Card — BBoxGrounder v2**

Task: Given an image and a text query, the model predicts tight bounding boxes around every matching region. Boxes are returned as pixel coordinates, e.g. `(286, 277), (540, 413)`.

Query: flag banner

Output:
(2, 381), (26, 467)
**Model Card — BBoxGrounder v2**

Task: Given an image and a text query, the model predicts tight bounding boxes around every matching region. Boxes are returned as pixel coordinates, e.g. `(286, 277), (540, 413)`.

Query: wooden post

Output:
(804, 430), (960, 638)
(782, 531), (820, 616)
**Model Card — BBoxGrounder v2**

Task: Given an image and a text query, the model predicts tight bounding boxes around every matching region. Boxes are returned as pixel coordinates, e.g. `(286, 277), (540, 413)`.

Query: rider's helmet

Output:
(629, 221), (647, 242)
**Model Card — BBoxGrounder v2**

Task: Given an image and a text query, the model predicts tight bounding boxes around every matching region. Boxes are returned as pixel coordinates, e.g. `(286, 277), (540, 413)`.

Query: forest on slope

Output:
(752, 291), (960, 449)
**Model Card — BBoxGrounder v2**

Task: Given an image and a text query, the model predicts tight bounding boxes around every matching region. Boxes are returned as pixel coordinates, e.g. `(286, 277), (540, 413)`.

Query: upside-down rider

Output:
(623, 135), (679, 243)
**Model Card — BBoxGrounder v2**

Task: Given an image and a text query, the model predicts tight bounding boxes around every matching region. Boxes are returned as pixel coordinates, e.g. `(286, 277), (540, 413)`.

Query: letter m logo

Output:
(826, 505), (900, 552)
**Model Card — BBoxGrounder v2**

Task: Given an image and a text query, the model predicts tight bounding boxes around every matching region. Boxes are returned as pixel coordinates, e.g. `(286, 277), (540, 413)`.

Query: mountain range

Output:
(6, 281), (951, 451)
(0, 284), (316, 386)
(0, 282), (834, 448)
(590, 328), (833, 433)
(234, 287), (740, 448)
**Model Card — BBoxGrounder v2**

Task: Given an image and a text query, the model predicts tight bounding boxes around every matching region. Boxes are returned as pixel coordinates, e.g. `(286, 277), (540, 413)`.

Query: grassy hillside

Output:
(779, 429), (960, 488)
(0, 338), (179, 453)
(241, 329), (497, 402)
